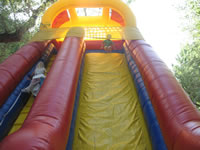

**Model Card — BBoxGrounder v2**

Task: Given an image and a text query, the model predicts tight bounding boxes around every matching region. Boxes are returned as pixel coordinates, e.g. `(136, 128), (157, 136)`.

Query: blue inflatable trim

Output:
(66, 49), (125, 149)
(0, 44), (57, 141)
(124, 45), (167, 150)
(0, 66), (35, 141)
(66, 49), (86, 150)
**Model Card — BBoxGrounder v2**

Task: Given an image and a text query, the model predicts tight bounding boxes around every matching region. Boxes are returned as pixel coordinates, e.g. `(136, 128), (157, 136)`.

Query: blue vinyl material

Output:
(0, 66), (35, 141)
(67, 49), (166, 150)
(0, 44), (56, 141)
(66, 50), (125, 149)
(124, 46), (167, 150)
(66, 50), (86, 150)
(86, 49), (124, 53)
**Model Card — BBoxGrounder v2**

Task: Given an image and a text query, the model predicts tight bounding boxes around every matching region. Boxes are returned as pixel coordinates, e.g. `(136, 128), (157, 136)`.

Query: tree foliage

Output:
(173, 41), (200, 106)
(122, 0), (135, 4)
(180, 0), (200, 38)
(0, 0), (56, 63)
(0, 0), (56, 42)
(173, 0), (200, 109)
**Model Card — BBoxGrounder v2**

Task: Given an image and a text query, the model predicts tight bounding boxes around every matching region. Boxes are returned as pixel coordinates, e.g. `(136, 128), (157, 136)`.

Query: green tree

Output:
(122, 0), (135, 4)
(0, 0), (56, 63)
(0, 0), (56, 42)
(173, 0), (200, 109)
(173, 40), (200, 108)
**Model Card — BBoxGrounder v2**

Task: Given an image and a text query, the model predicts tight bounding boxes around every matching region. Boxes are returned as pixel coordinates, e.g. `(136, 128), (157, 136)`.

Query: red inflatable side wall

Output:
(52, 10), (70, 28)
(0, 37), (84, 150)
(85, 40), (124, 50)
(126, 40), (200, 150)
(0, 41), (49, 107)
(111, 9), (125, 26)
(54, 40), (124, 51)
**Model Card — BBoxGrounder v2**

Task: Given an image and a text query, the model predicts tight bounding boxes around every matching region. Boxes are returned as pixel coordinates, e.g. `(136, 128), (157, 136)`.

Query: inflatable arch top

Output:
(32, 0), (143, 41)
(1, 0), (200, 150)
(41, 0), (136, 28)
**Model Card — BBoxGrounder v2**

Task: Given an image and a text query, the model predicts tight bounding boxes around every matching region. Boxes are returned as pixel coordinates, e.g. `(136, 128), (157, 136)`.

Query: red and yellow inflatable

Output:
(0, 0), (200, 150)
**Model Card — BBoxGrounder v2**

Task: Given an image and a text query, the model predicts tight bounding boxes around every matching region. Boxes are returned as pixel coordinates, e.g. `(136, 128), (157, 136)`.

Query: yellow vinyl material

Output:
(31, 27), (143, 42)
(41, 0), (136, 29)
(8, 96), (35, 134)
(73, 53), (152, 150)
(8, 55), (56, 134)
(30, 0), (144, 42)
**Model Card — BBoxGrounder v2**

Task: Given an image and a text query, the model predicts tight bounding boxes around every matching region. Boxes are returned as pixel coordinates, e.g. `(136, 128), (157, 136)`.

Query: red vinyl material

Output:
(111, 9), (125, 26)
(125, 40), (200, 150)
(85, 40), (124, 50)
(52, 10), (70, 28)
(0, 37), (84, 150)
(0, 42), (48, 107)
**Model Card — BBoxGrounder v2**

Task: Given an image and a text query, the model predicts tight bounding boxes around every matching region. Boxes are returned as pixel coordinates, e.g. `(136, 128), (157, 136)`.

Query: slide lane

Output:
(0, 37), (84, 150)
(8, 54), (56, 134)
(73, 53), (152, 149)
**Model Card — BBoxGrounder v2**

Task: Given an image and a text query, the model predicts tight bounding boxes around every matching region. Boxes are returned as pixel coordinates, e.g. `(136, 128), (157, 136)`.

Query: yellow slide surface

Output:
(73, 53), (152, 150)
(8, 55), (56, 134)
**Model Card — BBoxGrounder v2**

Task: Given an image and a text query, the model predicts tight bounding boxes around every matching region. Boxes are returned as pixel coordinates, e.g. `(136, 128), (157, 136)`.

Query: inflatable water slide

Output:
(0, 0), (200, 149)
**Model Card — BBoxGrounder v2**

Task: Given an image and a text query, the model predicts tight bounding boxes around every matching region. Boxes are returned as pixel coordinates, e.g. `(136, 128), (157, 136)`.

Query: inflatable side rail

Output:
(0, 41), (49, 107)
(0, 43), (56, 141)
(66, 46), (86, 150)
(0, 37), (85, 150)
(126, 40), (200, 150)
(124, 46), (167, 150)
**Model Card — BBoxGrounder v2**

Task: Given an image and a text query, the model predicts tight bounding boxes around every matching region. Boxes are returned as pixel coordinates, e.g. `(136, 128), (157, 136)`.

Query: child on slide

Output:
(21, 61), (46, 97)
(102, 34), (115, 53)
